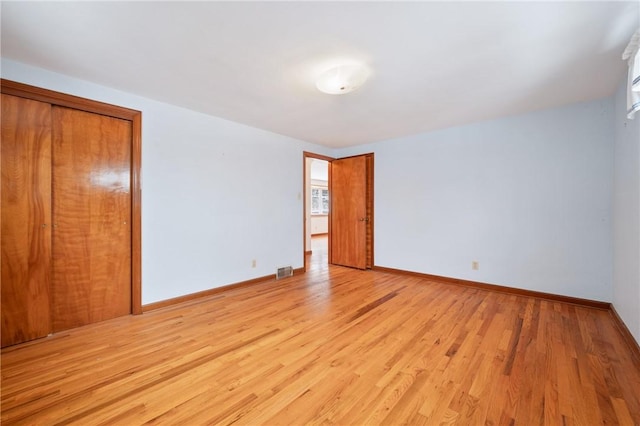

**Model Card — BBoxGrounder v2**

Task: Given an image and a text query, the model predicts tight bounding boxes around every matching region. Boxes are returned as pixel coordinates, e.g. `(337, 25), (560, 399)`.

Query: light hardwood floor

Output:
(2, 246), (639, 425)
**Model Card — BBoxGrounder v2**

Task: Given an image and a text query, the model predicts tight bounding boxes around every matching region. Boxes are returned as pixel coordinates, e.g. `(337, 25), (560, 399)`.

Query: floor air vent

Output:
(276, 266), (293, 280)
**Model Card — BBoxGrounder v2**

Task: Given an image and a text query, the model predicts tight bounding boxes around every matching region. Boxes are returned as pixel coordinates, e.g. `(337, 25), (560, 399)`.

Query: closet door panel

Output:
(51, 107), (132, 331)
(1, 94), (52, 347)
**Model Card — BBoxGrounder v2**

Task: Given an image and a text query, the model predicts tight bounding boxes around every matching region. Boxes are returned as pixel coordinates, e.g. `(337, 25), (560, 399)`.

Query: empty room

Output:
(1, 1), (639, 425)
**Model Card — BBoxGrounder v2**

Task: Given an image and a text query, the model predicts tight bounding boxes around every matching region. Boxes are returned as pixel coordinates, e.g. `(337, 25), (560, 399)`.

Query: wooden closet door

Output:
(1, 94), (53, 347)
(51, 106), (132, 331)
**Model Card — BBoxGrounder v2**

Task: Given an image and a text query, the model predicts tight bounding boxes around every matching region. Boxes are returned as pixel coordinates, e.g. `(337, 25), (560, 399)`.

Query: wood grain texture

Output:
(365, 153), (374, 268)
(51, 106), (132, 332)
(373, 265), (611, 310)
(1, 79), (139, 121)
(130, 113), (143, 315)
(2, 262), (638, 425)
(610, 304), (640, 365)
(0, 79), (143, 316)
(141, 267), (305, 312)
(330, 155), (367, 269)
(1, 94), (53, 348)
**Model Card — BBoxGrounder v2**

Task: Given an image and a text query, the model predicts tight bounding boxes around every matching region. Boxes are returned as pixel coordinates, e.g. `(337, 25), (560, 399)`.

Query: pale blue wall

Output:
(613, 78), (640, 343)
(337, 99), (615, 302)
(4, 58), (633, 329)
(1, 59), (333, 305)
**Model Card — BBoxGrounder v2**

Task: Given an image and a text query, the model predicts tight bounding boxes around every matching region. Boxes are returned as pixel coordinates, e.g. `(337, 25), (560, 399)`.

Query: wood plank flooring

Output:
(2, 248), (639, 424)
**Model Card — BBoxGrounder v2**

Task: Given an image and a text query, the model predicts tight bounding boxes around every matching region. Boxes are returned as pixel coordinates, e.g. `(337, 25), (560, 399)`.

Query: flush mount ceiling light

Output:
(315, 64), (370, 95)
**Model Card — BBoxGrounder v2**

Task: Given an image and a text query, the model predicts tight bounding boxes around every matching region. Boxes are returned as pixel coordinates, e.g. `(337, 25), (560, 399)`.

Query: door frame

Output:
(1, 79), (143, 315)
(303, 151), (374, 271)
(303, 151), (334, 272)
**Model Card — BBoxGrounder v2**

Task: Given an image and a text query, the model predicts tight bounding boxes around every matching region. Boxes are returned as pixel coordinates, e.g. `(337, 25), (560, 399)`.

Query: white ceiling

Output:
(1, 1), (638, 148)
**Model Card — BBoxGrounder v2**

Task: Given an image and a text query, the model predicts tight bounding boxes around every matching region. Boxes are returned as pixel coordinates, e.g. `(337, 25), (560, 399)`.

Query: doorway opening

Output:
(303, 151), (375, 272)
(304, 152), (334, 272)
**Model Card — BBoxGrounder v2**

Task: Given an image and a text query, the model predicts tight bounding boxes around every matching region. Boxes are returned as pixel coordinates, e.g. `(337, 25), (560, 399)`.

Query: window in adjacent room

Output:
(311, 186), (329, 214)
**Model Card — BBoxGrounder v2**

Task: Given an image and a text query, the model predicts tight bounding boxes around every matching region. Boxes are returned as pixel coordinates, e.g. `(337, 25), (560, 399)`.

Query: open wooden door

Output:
(330, 154), (373, 269)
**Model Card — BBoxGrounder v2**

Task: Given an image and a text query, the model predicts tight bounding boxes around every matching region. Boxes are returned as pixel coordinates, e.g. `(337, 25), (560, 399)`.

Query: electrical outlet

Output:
(472, 261), (479, 270)
(252, 259), (256, 268)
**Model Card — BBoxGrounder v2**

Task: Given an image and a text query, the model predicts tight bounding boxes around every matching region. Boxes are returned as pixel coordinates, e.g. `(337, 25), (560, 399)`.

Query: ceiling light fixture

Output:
(316, 64), (370, 95)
